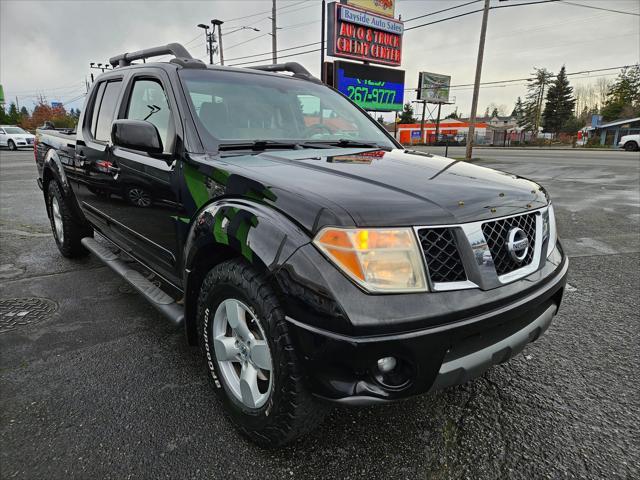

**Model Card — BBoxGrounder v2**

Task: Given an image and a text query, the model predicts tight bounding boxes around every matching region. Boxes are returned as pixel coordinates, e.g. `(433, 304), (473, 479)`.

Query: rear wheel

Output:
(8, 140), (16, 151)
(197, 259), (327, 447)
(47, 181), (91, 257)
(624, 141), (638, 152)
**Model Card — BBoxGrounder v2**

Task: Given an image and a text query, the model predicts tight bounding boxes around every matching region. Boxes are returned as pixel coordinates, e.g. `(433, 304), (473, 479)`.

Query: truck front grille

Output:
(482, 212), (537, 276)
(417, 228), (467, 283)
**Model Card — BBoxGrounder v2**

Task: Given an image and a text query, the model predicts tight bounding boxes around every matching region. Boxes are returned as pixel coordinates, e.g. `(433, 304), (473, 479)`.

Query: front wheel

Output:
(8, 140), (16, 151)
(624, 141), (638, 152)
(197, 259), (327, 447)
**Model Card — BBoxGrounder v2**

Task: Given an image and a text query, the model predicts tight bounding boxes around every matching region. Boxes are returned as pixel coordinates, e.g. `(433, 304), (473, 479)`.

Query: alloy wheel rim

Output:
(212, 298), (273, 409)
(129, 188), (151, 207)
(51, 197), (64, 243)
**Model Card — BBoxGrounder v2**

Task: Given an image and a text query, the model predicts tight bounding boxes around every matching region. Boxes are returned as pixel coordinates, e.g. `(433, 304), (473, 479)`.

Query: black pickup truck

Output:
(35, 43), (567, 447)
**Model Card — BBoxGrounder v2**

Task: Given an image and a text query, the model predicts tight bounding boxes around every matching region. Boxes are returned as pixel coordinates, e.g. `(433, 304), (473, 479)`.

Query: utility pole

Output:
(465, 0), (491, 161)
(212, 19), (224, 65)
(271, 0), (278, 64)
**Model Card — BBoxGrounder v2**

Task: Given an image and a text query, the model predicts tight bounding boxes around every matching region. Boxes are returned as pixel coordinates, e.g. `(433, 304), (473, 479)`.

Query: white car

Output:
(618, 134), (639, 151)
(0, 125), (35, 150)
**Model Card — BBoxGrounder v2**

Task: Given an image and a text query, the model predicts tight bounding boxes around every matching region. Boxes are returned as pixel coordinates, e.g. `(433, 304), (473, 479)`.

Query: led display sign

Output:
(327, 2), (403, 67)
(334, 61), (404, 111)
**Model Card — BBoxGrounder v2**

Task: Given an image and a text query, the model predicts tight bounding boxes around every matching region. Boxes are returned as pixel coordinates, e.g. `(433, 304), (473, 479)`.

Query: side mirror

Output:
(111, 119), (163, 154)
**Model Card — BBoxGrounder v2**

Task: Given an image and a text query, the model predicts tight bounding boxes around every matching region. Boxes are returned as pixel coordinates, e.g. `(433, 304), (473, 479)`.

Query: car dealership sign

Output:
(333, 61), (404, 111)
(345, 0), (395, 18)
(327, 2), (403, 67)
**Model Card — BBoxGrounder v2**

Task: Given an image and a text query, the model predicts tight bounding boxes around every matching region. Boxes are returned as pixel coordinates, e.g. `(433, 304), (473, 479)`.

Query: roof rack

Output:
(109, 43), (206, 69)
(248, 62), (321, 83)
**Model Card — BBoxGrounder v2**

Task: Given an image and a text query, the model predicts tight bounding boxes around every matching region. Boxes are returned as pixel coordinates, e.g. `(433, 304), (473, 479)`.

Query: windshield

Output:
(179, 69), (396, 149)
(4, 127), (27, 134)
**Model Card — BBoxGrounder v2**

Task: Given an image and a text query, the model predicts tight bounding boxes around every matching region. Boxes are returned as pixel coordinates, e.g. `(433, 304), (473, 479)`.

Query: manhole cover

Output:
(0, 298), (58, 334)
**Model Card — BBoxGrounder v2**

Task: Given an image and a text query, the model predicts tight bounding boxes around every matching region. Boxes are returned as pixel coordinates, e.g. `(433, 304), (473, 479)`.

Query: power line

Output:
(61, 93), (87, 107)
(225, 33), (272, 52)
(447, 71), (621, 91)
(224, 0), (312, 24)
(404, 0), (482, 22)
(559, 1), (640, 16)
(225, 41), (320, 62)
(228, 48), (321, 67)
(405, 0), (560, 31)
(10, 82), (84, 95)
(404, 65), (634, 92)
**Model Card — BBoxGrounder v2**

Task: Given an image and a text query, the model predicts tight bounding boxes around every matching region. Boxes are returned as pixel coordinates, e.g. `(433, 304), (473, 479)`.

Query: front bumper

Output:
(10, 139), (34, 147)
(282, 252), (568, 405)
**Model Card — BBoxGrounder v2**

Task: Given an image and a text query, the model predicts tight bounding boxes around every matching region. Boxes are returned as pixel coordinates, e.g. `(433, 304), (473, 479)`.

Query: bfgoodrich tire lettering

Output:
(47, 181), (91, 258)
(197, 258), (327, 447)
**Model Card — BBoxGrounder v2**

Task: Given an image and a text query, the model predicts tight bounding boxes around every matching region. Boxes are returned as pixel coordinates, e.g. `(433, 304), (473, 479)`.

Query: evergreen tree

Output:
(20, 106), (29, 117)
(398, 103), (416, 123)
(519, 67), (554, 134)
(542, 66), (576, 135)
(511, 97), (524, 120)
(7, 102), (20, 124)
(491, 107), (499, 118)
(600, 64), (640, 121)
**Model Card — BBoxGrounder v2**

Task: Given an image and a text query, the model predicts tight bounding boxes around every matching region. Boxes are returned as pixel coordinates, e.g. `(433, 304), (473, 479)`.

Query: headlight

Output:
(543, 204), (557, 258)
(313, 227), (428, 293)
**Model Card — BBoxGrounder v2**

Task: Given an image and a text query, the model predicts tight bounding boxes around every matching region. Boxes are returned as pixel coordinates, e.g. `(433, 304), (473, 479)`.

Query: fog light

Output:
(377, 356), (397, 373)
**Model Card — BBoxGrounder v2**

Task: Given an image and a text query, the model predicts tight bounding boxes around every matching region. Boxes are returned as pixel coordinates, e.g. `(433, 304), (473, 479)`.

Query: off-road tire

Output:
(624, 141), (638, 152)
(197, 258), (327, 448)
(47, 181), (91, 257)
(8, 140), (16, 151)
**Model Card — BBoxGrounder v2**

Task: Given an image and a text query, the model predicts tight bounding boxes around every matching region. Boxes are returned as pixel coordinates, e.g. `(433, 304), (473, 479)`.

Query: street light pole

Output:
(197, 24), (213, 65)
(212, 19), (224, 65)
(465, 0), (491, 161)
(271, 0), (278, 63)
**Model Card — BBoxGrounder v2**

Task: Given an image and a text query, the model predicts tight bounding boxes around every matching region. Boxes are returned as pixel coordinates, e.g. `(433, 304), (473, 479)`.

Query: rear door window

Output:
(93, 80), (122, 142)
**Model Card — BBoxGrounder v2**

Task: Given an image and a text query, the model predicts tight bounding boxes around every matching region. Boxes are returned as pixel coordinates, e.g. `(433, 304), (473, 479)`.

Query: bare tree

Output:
(596, 77), (611, 109)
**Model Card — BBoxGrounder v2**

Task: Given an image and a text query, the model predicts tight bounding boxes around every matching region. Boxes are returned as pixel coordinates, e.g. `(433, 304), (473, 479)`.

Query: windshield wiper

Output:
(218, 140), (303, 152)
(302, 139), (383, 148)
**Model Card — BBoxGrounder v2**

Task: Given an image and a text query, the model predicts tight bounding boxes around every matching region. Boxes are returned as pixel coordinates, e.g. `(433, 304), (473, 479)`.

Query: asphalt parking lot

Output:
(1, 147), (639, 479)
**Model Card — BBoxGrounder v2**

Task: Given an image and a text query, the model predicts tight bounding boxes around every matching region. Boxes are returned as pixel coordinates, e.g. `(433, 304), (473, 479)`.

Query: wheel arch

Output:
(181, 199), (311, 345)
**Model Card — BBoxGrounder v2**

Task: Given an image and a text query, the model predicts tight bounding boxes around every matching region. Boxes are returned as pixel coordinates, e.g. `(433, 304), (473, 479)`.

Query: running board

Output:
(81, 237), (184, 327)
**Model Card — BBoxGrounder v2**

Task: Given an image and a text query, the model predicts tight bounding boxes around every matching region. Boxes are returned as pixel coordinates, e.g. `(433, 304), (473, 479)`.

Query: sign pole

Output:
(420, 100), (426, 145)
(320, 0), (326, 82)
(435, 103), (442, 143)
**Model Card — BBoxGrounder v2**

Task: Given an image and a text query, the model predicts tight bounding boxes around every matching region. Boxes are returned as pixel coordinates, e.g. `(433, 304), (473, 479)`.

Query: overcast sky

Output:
(1, 0), (639, 120)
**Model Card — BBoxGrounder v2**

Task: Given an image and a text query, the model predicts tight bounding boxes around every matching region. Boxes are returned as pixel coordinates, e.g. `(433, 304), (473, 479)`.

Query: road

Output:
(1, 148), (639, 479)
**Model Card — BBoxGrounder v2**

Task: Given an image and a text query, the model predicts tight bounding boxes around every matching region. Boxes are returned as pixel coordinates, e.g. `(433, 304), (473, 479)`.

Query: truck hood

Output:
(214, 148), (549, 232)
